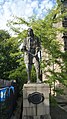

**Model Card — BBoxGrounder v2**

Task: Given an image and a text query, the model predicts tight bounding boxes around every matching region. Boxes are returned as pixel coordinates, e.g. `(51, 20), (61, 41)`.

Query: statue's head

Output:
(28, 28), (34, 37)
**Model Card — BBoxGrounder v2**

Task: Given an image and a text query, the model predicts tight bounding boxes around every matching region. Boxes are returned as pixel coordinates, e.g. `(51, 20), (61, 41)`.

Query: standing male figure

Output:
(22, 28), (41, 83)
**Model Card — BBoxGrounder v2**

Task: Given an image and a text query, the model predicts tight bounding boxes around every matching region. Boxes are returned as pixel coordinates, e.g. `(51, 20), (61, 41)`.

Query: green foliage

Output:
(0, 30), (10, 41)
(0, 30), (11, 79)
(50, 95), (57, 106)
(0, 30), (27, 92)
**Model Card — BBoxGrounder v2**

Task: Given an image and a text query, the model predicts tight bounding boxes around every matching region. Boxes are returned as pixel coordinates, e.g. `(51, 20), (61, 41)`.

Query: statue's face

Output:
(28, 28), (33, 36)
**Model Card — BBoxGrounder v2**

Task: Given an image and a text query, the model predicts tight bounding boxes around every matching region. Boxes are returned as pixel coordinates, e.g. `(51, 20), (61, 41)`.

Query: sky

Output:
(0, 0), (56, 31)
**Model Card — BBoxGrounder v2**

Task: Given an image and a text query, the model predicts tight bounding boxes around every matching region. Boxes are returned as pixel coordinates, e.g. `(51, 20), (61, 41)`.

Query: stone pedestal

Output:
(22, 83), (51, 119)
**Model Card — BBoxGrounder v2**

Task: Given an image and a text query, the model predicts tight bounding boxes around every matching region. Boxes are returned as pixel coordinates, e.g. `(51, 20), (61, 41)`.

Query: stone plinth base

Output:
(22, 83), (51, 119)
(22, 115), (51, 119)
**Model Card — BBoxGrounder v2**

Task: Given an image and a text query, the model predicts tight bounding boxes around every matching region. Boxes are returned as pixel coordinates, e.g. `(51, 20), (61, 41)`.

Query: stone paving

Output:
(50, 104), (67, 119)
(50, 95), (67, 119)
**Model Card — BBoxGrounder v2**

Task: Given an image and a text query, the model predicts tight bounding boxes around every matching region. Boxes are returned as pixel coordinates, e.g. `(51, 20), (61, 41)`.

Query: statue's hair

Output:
(28, 28), (33, 32)
(28, 28), (34, 37)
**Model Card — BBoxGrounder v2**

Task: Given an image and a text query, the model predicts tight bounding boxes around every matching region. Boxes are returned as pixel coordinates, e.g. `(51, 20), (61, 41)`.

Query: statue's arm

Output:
(36, 37), (41, 54)
(21, 38), (27, 51)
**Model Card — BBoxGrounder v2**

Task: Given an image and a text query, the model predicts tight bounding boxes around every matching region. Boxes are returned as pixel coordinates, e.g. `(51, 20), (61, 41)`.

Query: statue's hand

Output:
(34, 52), (38, 57)
(21, 46), (27, 51)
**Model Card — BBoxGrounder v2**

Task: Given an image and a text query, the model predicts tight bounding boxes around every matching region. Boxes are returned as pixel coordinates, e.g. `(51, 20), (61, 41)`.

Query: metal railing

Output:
(0, 85), (17, 119)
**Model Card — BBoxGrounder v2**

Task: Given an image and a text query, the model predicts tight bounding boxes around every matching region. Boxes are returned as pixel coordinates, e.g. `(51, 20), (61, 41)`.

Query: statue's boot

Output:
(27, 69), (31, 83)
(27, 80), (31, 84)
(37, 79), (41, 83)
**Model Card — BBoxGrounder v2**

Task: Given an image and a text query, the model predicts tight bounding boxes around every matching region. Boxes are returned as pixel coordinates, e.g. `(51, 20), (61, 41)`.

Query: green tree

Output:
(0, 30), (27, 91)
(0, 30), (11, 79)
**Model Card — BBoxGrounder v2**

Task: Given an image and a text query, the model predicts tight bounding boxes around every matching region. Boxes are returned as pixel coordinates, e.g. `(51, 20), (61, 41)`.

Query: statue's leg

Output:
(28, 64), (32, 83)
(25, 54), (32, 83)
(26, 63), (32, 83)
(27, 54), (32, 83)
(33, 57), (41, 83)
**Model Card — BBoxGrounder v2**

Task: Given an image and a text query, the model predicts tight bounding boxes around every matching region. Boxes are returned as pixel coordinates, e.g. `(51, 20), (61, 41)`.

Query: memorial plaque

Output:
(28, 92), (44, 104)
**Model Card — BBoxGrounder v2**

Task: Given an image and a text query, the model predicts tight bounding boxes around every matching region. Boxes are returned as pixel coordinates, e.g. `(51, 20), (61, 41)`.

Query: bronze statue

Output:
(22, 28), (41, 83)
